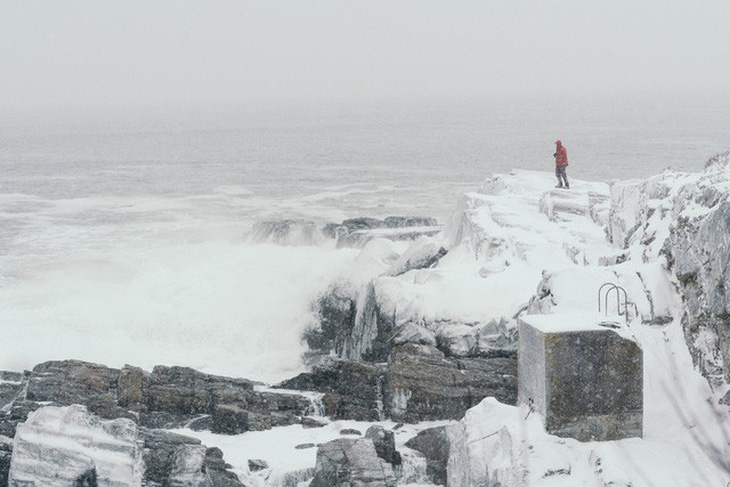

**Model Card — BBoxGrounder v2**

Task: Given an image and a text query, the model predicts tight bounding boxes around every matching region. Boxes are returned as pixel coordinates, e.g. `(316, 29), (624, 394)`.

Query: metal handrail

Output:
(598, 283), (630, 323)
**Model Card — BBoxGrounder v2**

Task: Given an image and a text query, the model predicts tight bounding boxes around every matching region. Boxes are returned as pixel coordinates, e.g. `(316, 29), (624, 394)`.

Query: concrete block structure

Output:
(518, 314), (643, 441)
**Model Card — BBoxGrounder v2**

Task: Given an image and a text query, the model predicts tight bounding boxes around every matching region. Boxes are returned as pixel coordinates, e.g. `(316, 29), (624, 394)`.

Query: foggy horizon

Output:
(2, 1), (730, 115)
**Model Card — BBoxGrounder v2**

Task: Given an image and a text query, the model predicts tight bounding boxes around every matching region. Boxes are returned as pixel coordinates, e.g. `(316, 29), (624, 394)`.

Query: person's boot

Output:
(555, 184), (563, 188)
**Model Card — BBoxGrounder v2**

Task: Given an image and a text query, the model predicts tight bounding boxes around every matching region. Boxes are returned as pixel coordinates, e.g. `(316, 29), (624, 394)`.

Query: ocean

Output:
(1, 97), (728, 382)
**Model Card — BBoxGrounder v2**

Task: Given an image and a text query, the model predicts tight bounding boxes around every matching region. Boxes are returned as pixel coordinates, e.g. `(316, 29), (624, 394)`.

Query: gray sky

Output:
(1, 1), (729, 112)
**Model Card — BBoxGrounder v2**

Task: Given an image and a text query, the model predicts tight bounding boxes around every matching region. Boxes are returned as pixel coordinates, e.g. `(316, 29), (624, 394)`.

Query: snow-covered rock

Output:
(607, 155), (730, 392)
(443, 391), (730, 487)
(8, 405), (143, 486)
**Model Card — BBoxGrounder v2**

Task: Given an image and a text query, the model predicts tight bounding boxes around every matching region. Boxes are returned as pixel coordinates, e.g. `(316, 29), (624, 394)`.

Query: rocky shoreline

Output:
(4, 156), (730, 486)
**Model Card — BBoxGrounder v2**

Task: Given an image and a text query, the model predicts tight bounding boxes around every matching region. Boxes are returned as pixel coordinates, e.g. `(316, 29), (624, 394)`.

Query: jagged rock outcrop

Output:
(140, 428), (204, 486)
(3, 360), (310, 435)
(386, 344), (516, 422)
(7, 405), (143, 486)
(607, 154), (730, 389)
(669, 198), (730, 388)
(279, 343), (517, 424)
(309, 438), (397, 487)
(277, 360), (387, 421)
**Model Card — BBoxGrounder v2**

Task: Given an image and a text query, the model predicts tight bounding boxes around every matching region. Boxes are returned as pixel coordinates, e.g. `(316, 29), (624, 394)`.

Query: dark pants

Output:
(555, 165), (569, 188)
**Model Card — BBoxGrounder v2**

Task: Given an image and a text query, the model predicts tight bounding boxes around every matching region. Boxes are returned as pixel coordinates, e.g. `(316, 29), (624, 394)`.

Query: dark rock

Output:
(140, 427), (244, 487)
(404, 426), (450, 485)
(117, 365), (148, 412)
(304, 285), (357, 362)
(205, 447), (225, 463)
(145, 365), (251, 416)
(339, 428), (361, 436)
(139, 427), (202, 486)
(203, 447), (243, 487)
(295, 443), (316, 450)
(0, 439), (11, 487)
(385, 344), (517, 422)
(26, 360), (126, 419)
(365, 425), (402, 469)
(0, 371), (25, 412)
(2, 360), (306, 436)
(310, 438), (396, 487)
(279, 468), (316, 487)
(72, 468), (98, 487)
(279, 360), (387, 421)
(308, 280), (398, 363)
(301, 416), (328, 428)
(138, 410), (198, 430)
(212, 404), (249, 435)
(205, 468), (246, 487)
(721, 390), (730, 406)
(248, 458), (269, 472)
(187, 414), (213, 431)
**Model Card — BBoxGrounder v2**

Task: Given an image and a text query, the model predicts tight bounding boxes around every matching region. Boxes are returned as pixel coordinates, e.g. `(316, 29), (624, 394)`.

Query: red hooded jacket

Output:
(554, 141), (568, 166)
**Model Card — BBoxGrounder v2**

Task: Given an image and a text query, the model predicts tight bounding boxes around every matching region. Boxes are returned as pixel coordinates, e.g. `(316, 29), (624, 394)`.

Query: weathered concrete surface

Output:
(518, 317), (643, 441)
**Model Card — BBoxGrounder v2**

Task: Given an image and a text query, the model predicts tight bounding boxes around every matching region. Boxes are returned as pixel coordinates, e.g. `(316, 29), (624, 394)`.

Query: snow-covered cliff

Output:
(310, 162), (730, 485)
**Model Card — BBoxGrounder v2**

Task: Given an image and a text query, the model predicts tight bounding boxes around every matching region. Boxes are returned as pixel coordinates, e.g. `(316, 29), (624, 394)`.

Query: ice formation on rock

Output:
(8, 405), (143, 487)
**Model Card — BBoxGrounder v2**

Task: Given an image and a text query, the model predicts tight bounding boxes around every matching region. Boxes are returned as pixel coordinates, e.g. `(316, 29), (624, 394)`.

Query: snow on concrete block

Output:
(8, 404), (143, 486)
(518, 314), (643, 441)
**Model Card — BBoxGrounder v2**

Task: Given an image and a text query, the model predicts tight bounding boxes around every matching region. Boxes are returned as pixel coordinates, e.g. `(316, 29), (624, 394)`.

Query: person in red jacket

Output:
(553, 140), (569, 189)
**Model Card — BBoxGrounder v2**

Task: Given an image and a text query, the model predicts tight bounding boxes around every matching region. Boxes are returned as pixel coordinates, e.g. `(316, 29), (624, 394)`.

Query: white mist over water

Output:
(0, 192), (358, 382)
(1, 98), (728, 382)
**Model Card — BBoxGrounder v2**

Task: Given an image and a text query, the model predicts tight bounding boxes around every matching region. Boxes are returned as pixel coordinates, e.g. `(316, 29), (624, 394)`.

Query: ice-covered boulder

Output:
(390, 322), (437, 347)
(324, 216), (442, 248)
(8, 405), (143, 486)
(434, 323), (478, 358)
